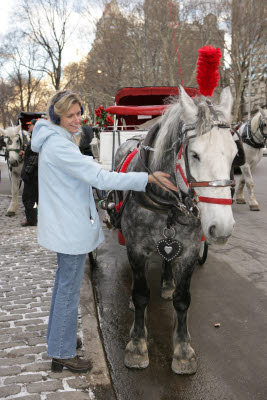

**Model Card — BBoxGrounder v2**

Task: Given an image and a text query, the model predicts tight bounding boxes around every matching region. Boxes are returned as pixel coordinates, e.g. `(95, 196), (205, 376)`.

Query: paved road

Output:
(93, 157), (267, 400)
(0, 159), (115, 400)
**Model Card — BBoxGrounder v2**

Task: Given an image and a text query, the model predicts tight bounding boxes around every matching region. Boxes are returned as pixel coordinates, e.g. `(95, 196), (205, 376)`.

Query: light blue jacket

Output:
(31, 119), (148, 254)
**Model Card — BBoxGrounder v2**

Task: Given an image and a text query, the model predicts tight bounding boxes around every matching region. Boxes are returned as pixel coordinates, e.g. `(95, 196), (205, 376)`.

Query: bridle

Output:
(3, 131), (27, 166)
(241, 116), (267, 149)
(138, 101), (237, 218)
(176, 121), (235, 209)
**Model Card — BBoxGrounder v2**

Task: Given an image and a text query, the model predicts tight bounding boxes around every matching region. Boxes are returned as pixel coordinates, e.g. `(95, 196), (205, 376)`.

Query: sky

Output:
(0, 0), (102, 66)
(0, 0), (16, 36)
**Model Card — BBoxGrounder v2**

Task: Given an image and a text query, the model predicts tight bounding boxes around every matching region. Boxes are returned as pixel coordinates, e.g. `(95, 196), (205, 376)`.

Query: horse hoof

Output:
(236, 199), (246, 204)
(171, 357), (197, 375)
(6, 211), (15, 217)
(124, 353), (149, 369)
(249, 205), (260, 211)
(124, 339), (149, 369)
(161, 287), (174, 300)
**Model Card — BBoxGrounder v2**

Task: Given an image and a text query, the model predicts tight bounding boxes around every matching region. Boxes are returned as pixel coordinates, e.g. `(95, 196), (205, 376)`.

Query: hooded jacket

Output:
(31, 119), (148, 254)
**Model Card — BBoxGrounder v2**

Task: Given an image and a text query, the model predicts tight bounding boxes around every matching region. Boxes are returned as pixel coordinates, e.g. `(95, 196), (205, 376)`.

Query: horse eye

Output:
(192, 153), (200, 161)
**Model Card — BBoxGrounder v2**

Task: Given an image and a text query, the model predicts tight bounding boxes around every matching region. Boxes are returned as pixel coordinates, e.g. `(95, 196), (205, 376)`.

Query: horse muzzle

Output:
(206, 222), (234, 245)
(9, 160), (19, 167)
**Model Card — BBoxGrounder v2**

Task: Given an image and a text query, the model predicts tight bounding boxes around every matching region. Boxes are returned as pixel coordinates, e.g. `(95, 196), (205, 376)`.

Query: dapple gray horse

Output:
(236, 108), (267, 210)
(0, 125), (29, 216)
(114, 86), (241, 374)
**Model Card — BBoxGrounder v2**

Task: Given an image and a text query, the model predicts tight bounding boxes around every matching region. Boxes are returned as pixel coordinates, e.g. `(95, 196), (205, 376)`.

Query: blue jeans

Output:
(47, 253), (87, 359)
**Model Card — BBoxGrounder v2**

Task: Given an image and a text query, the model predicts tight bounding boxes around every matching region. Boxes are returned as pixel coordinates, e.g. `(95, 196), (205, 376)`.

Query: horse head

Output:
(153, 86), (237, 245)
(255, 107), (267, 139)
(0, 125), (25, 167)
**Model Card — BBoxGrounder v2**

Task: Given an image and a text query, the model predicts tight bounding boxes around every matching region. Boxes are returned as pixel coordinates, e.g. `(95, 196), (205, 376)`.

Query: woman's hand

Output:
(148, 172), (178, 192)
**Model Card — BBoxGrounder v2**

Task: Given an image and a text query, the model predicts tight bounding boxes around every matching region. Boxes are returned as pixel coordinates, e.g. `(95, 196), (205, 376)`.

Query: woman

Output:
(31, 90), (177, 373)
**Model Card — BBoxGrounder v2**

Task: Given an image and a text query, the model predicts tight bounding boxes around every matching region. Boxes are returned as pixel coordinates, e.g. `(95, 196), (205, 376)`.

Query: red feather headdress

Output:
(196, 45), (222, 97)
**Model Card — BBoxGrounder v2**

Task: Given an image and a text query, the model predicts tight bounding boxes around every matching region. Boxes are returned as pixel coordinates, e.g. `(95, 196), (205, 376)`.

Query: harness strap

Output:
(241, 121), (266, 149)
(196, 196), (233, 205)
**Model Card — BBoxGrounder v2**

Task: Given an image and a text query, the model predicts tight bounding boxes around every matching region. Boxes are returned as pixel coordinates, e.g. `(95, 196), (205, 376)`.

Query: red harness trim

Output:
(177, 164), (189, 186)
(118, 148), (138, 173)
(196, 196), (233, 205)
(176, 144), (232, 205)
(116, 149), (138, 214)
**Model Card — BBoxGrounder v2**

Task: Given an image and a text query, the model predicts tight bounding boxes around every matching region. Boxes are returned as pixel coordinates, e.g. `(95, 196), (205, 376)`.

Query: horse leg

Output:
(124, 249), (150, 369)
(6, 170), (20, 216)
(235, 174), (246, 204)
(172, 262), (197, 375)
(242, 164), (260, 211)
(161, 260), (175, 300)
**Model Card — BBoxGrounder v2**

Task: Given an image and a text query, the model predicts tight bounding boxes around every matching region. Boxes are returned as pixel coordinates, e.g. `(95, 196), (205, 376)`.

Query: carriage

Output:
(92, 86), (209, 264)
(94, 86), (199, 171)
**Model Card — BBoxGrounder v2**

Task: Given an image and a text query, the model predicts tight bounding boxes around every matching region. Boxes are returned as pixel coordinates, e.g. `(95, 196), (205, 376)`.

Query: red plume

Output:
(196, 45), (222, 97)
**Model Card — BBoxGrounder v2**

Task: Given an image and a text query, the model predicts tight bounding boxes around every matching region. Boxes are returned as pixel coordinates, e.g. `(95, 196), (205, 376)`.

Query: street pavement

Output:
(0, 158), (115, 399)
(1, 155), (267, 400)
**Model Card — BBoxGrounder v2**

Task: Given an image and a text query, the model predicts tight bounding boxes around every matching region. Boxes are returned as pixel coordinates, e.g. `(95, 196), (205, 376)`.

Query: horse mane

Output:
(251, 111), (262, 132)
(152, 95), (221, 169)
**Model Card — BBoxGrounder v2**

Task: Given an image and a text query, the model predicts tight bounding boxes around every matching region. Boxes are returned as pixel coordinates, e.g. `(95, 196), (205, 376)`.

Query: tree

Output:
(17, 0), (81, 90)
(0, 79), (15, 128)
(230, 0), (266, 120)
(197, 0), (267, 121)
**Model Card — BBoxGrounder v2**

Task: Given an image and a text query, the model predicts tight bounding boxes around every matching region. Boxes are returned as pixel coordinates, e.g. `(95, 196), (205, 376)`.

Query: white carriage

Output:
(93, 86), (199, 171)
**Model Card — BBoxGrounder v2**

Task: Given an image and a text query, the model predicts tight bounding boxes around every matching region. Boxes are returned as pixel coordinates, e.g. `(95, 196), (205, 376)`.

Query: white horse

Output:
(0, 125), (29, 216)
(112, 87), (241, 374)
(236, 108), (267, 211)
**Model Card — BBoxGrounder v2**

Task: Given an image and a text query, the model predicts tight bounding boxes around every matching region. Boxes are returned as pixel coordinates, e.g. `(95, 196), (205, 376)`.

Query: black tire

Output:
(198, 240), (208, 265)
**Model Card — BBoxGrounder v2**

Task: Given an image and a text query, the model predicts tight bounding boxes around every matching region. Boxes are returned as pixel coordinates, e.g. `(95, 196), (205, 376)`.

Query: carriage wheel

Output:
(198, 240), (208, 265)
(88, 249), (97, 268)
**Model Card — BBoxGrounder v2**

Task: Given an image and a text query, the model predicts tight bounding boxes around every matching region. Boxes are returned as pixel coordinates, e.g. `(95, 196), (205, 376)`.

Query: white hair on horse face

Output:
(152, 87), (234, 170)
(152, 96), (211, 170)
(4, 125), (21, 138)
(251, 109), (267, 133)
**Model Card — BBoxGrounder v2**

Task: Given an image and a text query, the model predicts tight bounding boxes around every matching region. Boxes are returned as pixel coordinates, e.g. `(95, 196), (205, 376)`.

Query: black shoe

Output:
(51, 356), (92, 373)
(21, 220), (37, 227)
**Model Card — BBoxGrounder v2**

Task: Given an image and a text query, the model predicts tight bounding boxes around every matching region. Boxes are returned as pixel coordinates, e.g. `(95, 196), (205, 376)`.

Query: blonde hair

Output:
(47, 89), (83, 145)
(47, 90), (83, 122)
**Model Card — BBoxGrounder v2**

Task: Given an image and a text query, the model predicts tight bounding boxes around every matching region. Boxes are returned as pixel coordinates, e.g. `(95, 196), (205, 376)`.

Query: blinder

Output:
(259, 117), (267, 138)
(231, 128), (246, 167)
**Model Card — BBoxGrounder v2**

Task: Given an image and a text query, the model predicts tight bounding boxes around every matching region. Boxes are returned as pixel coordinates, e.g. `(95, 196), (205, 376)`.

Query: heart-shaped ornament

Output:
(164, 246), (172, 254)
(157, 239), (183, 261)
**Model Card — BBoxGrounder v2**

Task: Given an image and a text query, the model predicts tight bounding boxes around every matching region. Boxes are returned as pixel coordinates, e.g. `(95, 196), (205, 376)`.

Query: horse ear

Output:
(218, 87), (233, 121)
(0, 128), (5, 136)
(179, 85), (198, 123)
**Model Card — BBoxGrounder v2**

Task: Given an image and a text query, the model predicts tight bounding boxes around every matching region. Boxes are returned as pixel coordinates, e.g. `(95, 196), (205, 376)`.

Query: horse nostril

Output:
(209, 225), (216, 237)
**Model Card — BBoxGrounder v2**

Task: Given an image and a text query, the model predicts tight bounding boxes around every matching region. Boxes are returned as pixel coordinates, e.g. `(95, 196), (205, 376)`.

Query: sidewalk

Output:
(0, 195), (115, 400)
